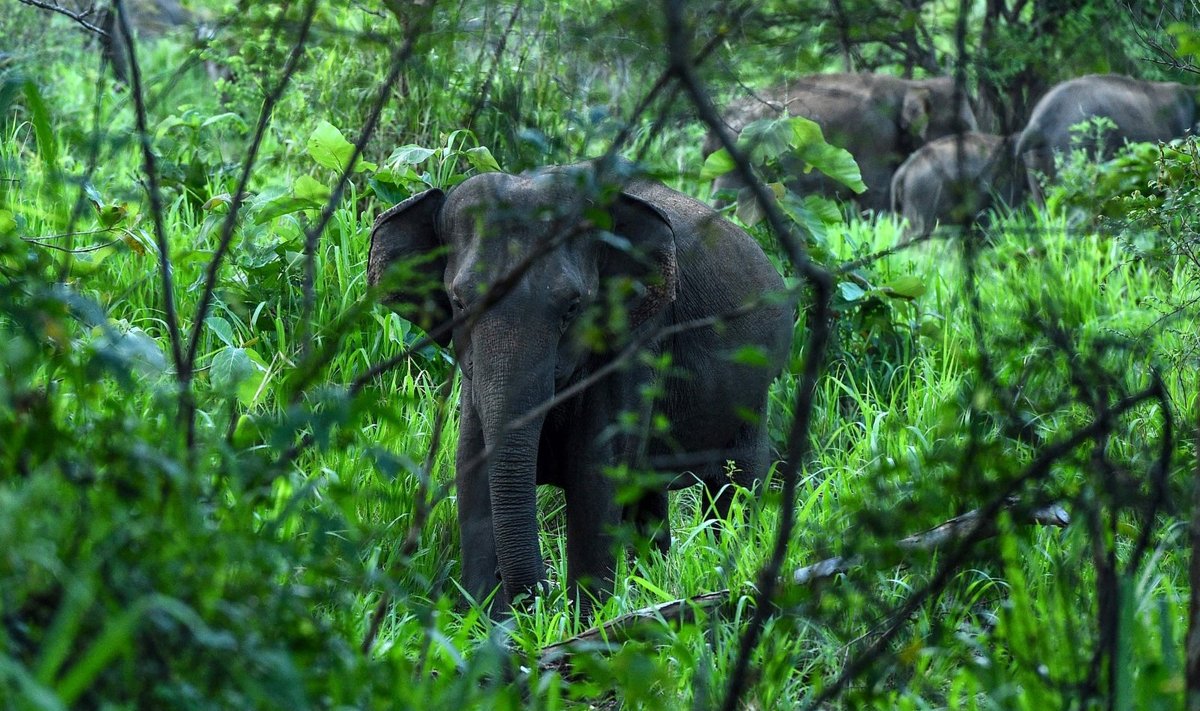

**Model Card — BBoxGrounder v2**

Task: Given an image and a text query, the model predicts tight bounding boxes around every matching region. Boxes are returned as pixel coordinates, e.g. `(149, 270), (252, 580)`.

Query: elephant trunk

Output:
(471, 309), (556, 604)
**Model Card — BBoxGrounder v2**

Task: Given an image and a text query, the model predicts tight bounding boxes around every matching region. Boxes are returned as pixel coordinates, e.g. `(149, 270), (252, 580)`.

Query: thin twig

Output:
(113, 0), (185, 394)
(538, 500), (1071, 671)
(298, 8), (433, 359)
(659, 3), (835, 708)
(17, 0), (110, 38)
(184, 0), (319, 372)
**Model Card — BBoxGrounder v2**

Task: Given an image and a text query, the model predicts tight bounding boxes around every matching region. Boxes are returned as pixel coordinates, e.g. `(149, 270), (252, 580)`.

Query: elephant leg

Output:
(563, 370), (652, 616)
(698, 422), (769, 533)
(565, 474), (621, 617)
(624, 490), (671, 557)
(455, 386), (501, 608)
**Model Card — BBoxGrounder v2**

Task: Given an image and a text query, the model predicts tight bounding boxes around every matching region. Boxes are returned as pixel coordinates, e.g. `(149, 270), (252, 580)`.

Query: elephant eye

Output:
(561, 297), (582, 328)
(452, 295), (466, 312)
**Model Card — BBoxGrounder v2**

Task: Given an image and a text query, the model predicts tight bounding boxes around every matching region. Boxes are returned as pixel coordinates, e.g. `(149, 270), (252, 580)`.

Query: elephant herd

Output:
(365, 71), (1197, 618)
(706, 73), (1199, 236)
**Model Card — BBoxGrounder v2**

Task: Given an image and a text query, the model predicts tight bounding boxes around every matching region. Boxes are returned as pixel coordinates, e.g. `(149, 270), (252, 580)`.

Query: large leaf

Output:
(464, 146), (501, 173)
(307, 121), (376, 173)
(880, 275), (927, 300)
(738, 117), (794, 165)
(23, 81), (57, 173)
(293, 174), (331, 202)
(209, 346), (267, 405)
(788, 117), (867, 193)
(779, 191), (844, 242)
(388, 144), (437, 166)
(700, 149), (736, 181)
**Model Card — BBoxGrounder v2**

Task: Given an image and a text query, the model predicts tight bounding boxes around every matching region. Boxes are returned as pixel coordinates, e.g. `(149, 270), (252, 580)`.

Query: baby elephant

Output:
(890, 132), (1025, 237)
(367, 161), (794, 614)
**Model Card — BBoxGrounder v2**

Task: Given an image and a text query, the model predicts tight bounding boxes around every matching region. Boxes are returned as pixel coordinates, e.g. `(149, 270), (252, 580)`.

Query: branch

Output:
(17, 0), (110, 38)
(659, 3), (836, 709)
(298, 8), (432, 359)
(1188, 393), (1200, 701)
(184, 0), (319, 374)
(113, 0), (185, 403)
(537, 500), (1071, 672)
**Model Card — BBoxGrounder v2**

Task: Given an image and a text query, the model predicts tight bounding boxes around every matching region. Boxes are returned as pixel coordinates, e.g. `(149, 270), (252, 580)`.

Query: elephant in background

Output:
(704, 73), (979, 212)
(367, 160), (794, 614)
(890, 132), (1026, 237)
(1016, 74), (1198, 200)
(99, 0), (218, 84)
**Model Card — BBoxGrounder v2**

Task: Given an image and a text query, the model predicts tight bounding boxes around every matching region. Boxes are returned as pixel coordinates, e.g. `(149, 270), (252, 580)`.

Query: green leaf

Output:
(731, 345), (770, 367)
(294, 174), (331, 202)
(210, 346), (262, 397)
(1169, 22), (1200, 59)
(464, 145), (501, 173)
(880, 275), (927, 300)
(788, 117), (867, 193)
(205, 316), (235, 348)
(154, 115), (186, 139)
(738, 116), (794, 164)
(24, 81), (57, 173)
(200, 112), (249, 130)
(700, 149), (735, 180)
(838, 281), (867, 301)
(307, 120), (375, 173)
(779, 191), (843, 242)
(388, 144), (437, 166)
(0, 209), (15, 236)
(735, 186), (764, 226)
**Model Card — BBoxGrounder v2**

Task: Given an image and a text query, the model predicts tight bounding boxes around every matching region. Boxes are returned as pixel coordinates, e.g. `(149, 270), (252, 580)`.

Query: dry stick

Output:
(184, 0), (319, 375)
(538, 501), (1071, 670)
(298, 10), (433, 361)
(802, 382), (1163, 711)
(17, 0), (110, 37)
(658, 3), (835, 709)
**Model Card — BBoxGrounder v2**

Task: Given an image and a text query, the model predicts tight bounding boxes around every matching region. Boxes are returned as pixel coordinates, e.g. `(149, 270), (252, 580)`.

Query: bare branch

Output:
(113, 0), (185, 407)
(184, 0), (320, 374)
(17, 0), (110, 38)
(538, 500), (1071, 672)
(298, 6), (434, 359)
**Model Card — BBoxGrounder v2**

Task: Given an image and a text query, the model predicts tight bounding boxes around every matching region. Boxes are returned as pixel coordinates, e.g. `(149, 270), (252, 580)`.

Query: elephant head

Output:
(367, 165), (677, 603)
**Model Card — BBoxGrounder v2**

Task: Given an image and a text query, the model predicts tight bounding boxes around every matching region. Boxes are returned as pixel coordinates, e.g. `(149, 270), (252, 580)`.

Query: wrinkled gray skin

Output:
(890, 132), (1026, 237)
(705, 73), (979, 212)
(1016, 74), (1197, 201)
(367, 163), (794, 614)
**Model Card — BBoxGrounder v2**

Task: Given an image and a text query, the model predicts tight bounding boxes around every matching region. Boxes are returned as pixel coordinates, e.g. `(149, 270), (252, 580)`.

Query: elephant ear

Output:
(901, 86), (933, 144)
(367, 188), (453, 347)
(603, 194), (678, 332)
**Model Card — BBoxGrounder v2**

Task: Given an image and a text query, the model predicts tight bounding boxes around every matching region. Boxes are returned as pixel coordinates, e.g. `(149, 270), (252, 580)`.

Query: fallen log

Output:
(537, 501), (1070, 670)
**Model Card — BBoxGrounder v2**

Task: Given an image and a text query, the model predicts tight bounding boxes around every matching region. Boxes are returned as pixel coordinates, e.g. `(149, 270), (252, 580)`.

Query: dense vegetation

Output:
(2, 0), (1198, 707)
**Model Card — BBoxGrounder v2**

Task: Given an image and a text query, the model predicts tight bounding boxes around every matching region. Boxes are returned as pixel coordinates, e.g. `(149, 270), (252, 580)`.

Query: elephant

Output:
(704, 73), (979, 212)
(98, 0), (216, 84)
(1016, 74), (1198, 201)
(890, 132), (1026, 237)
(367, 160), (794, 614)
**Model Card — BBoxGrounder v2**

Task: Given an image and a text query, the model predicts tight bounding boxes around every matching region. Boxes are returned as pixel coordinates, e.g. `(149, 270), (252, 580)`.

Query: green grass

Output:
(1, 4), (1195, 708)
